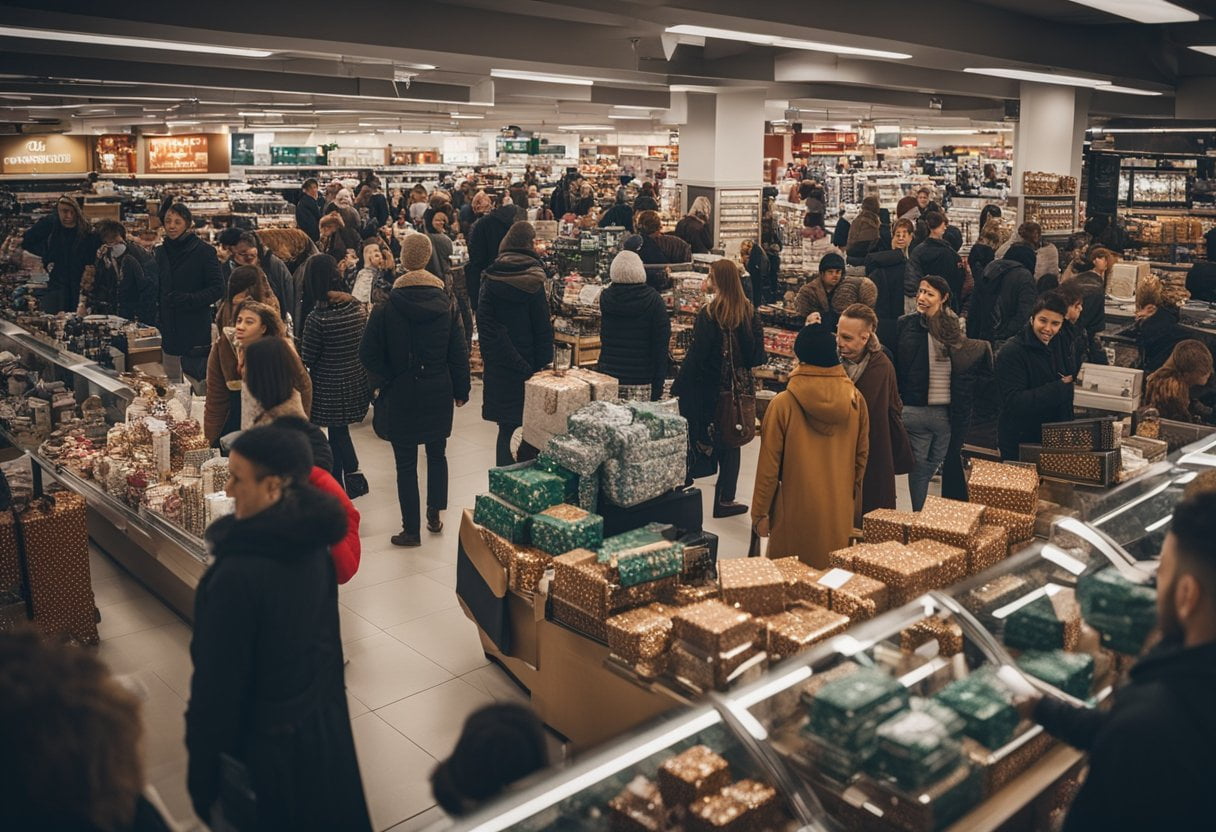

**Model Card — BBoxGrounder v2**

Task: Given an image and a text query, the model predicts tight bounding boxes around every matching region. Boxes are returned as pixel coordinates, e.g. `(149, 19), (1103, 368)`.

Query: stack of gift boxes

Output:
(1031, 417), (1122, 487)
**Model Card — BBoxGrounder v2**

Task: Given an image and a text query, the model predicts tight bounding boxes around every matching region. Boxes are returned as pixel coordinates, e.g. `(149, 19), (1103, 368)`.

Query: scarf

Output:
(923, 307), (965, 349)
(841, 330), (881, 382)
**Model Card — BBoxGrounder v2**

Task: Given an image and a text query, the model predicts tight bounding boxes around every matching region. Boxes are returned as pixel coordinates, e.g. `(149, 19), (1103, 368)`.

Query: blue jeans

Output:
(903, 405), (951, 511)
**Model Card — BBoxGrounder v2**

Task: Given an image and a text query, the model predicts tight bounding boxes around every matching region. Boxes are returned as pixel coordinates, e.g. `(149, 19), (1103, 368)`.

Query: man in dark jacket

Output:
(597, 250), (669, 401)
(155, 202), (223, 382)
(1054, 280), (1106, 376)
(866, 218), (914, 346)
(295, 178), (324, 242)
(87, 219), (156, 322)
(905, 212), (964, 312)
(477, 222), (554, 465)
(995, 293), (1075, 460)
(968, 243), (1038, 349)
(187, 426), (372, 832)
(466, 201), (516, 314)
(20, 195), (101, 314)
(1022, 490), (1216, 831)
(633, 210), (691, 291)
(598, 188), (634, 231)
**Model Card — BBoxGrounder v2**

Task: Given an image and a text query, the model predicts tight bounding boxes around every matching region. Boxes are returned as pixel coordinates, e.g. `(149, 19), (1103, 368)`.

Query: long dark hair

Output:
(300, 253), (342, 320)
(243, 337), (298, 411)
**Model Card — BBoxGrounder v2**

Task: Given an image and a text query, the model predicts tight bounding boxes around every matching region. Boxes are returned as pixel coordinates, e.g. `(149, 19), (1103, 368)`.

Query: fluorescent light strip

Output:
(449, 114), (484, 119)
(1066, 0), (1199, 24)
(558, 124), (612, 131)
(1100, 85), (1164, 96)
(490, 69), (593, 87)
(965, 67), (1162, 95)
(666, 25), (911, 60)
(607, 114), (651, 119)
(0, 25), (275, 57)
(1191, 46), (1216, 58)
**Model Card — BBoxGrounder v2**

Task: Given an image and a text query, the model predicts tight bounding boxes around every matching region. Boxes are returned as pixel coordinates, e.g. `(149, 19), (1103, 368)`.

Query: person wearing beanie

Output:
(793, 251), (878, 332)
(431, 704), (550, 816)
(20, 194), (102, 315)
(361, 226), (470, 546)
(466, 196), (517, 314)
(751, 323), (870, 568)
(477, 221), (552, 464)
(187, 424), (372, 832)
(968, 242), (1038, 349)
(598, 250), (670, 401)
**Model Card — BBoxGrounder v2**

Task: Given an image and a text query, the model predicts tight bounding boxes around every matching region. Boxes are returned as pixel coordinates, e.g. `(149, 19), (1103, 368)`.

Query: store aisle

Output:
(91, 381), (915, 832)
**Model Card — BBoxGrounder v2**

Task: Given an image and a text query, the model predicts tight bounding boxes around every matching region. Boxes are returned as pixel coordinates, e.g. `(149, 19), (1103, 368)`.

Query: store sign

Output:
(231, 133), (255, 166)
(270, 145), (325, 166)
(900, 136), (919, 148)
(146, 134), (210, 173)
(501, 139), (531, 154)
(94, 134), (137, 173)
(537, 144), (566, 156)
(0, 134), (89, 174)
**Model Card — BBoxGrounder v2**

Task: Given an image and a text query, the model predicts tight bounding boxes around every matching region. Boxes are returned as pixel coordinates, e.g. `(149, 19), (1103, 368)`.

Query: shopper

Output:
(431, 704), (550, 817)
(1134, 275), (1192, 377)
(187, 425), (372, 832)
(1186, 227), (1216, 302)
(673, 259), (765, 518)
(225, 231), (295, 322)
(838, 304), (912, 514)
(596, 188), (634, 231)
(300, 255), (371, 497)
(351, 239), (389, 308)
(1052, 281), (1106, 377)
(740, 239), (767, 309)
(866, 217), (914, 345)
(0, 629), (173, 832)
(967, 228), (1000, 290)
(318, 210), (362, 265)
(674, 196), (714, 254)
(968, 243), (1037, 349)
(467, 197), (518, 313)
(154, 200), (223, 381)
(845, 195), (882, 260)
(751, 323), (869, 567)
(995, 292), (1075, 460)
(898, 187), (933, 220)
(597, 250), (670, 401)
(477, 222), (554, 466)
(424, 208), (456, 282)
(20, 194), (101, 314)
(206, 278), (283, 438)
(1143, 340), (1214, 423)
(905, 212), (964, 312)
(634, 181), (660, 213)
(634, 210), (692, 290)
(85, 219), (155, 321)
(361, 233), (469, 545)
(792, 252), (877, 332)
(1020, 491), (1216, 831)
(295, 178), (324, 241)
(1060, 248), (1112, 350)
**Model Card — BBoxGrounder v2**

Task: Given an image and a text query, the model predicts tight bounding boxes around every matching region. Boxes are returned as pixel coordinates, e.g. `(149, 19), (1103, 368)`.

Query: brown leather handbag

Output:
(714, 325), (757, 449)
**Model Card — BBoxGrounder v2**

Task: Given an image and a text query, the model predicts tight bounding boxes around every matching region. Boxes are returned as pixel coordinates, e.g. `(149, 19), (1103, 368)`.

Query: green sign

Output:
(271, 145), (326, 166)
(501, 139), (530, 154)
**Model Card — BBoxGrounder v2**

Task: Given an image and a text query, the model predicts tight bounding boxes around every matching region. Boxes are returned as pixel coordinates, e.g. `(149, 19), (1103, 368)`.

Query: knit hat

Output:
(401, 234), (433, 271)
(230, 425), (313, 480)
(794, 324), (840, 367)
(499, 220), (536, 253)
(1006, 243), (1037, 272)
(609, 250), (646, 284)
(819, 252), (845, 274)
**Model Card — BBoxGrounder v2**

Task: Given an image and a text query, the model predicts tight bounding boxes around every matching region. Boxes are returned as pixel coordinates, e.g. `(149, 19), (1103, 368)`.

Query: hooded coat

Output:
(477, 249), (554, 424)
(155, 232), (224, 358)
(995, 323), (1074, 460)
(300, 292), (371, 427)
(750, 364), (870, 568)
(21, 208), (101, 314)
(673, 214), (713, 254)
(967, 258), (1037, 347)
(792, 274), (878, 332)
(186, 485), (371, 832)
(851, 346), (914, 514)
(905, 237), (964, 313)
(360, 271), (471, 445)
(864, 248), (909, 346)
(1034, 641), (1216, 832)
(597, 281), (670, 399)
(845, 206), (882, 255)
(466, 205), (518, 305)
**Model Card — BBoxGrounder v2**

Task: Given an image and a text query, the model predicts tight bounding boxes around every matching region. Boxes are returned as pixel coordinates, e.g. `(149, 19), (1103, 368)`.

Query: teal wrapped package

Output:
(488, 465), (565, 514)
(598, 526), (683, 587)
(870, 708), (964, 789)
(535, 455), (580, 504)
(530, 504), (604, 556)
(1077, 567), (1157, 655)
(1003, 589), (1082, 651)
(542, 433), (609, 476)
(806, 668), (908, 755)
(1016, 650), (1094, 699)
(473, 493), (531, 544)
(934, 674), (1018, 750)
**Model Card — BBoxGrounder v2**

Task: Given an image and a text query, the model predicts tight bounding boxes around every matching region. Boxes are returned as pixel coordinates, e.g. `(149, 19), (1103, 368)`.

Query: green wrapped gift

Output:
(535, 455), (580, 504)
(629, 401), (687, 439)
(934, 674), (1018, 750)
(473, 493), (531, 544)
(531, 504), (604, 556)
(598, 526), (684, 586)
(1016, 650), (1094, 699)
(542, 432), (609, 476)
(870, 708), (965, 789)
(1003, 590), (1081, 652)
(1077, 568), (1156, 654)
(488, 465), (565, 514)
(806, 668), (908, 754)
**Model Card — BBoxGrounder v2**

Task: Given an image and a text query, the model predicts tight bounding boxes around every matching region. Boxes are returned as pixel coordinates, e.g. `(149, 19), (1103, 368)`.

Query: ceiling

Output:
(0, 0), (1213, 138)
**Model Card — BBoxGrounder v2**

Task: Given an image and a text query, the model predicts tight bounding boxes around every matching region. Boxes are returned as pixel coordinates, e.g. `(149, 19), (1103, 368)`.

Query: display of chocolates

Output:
(718, 557), (785, 615)
(967, 460), (1039, 514)
(1038, 449), (1122, 487)
(862, 508), (917, 544)
(1003, 588), (1082, 651)
(657, 746), (732, 809)
(1040, 417), (1117, 451)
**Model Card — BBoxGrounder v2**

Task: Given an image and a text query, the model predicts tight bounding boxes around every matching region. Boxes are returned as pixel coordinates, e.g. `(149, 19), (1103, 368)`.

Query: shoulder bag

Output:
(713, 325), (757, 448)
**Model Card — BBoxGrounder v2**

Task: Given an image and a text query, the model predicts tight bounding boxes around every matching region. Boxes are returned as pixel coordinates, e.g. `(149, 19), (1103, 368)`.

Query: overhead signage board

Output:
(146, 134), (210, 173)
(0, 134), (90, 175)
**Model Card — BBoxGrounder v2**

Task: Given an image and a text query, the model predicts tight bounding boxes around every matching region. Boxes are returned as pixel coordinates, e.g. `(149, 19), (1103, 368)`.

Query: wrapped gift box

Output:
(488, 465), (564, 514)
(1038, 449), (1122, 487)
(473, 493), (531, 545)
(718, 781), (780, 830)
(629, 400), (687, 439)
(1041, 417), (1118, 451)
(982, 506), (1035, 544)
(968, 460), (1039, 514)
(911, 497), (984, 551)
(534, 455), (580, 505)
(871, 708), (965, 790)
(541, 434), (609, 477)
(508, 546), (551, 595)
(530, 503), (603, 555)
(805, 667), (908, 755)
(862, 508), (918, 544)
(935, 672), (1019, 750)
(608, 776), (666, 832)
(672, 600), (756, 655)
(827, 571), (890, 621)
(906, 538), (969, 587)
(552, 548), (677, 617)
(964, 574), (1032, 615)
(1004, 588), (1082, 651)
(763, 604), (848, 659)
(772, 556), (830, 607)
(522, 371), (593, 451)
(900, 613), (965, 656)
(1016, 649), (1094, 699)
(718, 557), (785, 615)
(662, 581), (722, 607)
(864, 762), (981, 832)
(551, 596), (609, 642)
(567, 401), (635, 446)
(601, 452), (686, 508)
(606, 604), (672, 663)
(1077, 567), (1157, 654)
(670, 640), (764, 692)
(657, 745), (732, 810)
(967, 524), (1009, 574)
(851, 543), (938, 606)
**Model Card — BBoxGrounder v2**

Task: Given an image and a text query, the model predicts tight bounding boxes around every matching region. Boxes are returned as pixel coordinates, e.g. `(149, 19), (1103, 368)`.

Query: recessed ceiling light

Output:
(1065, 0), (1198, 24)
(0, 25), (275, 57)
(607, 114), (651, 119)
(1089, 126), (1216, 133)
(558, 124), (612, 131)
(665, 25), (911, 60)
(490, 69), (593, 86)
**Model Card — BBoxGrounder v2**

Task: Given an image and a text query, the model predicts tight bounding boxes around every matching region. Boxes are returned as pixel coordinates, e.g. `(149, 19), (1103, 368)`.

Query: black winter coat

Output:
(1185, 261), (1216, 302)
(995, 324), (1074, 460)
(1035, 641), (1216, 832)
(967, 242), (996, 285)
(155, 232), (223, 357)
(892, 313), (988, 437)
(466, 205), (516, 305)
(906, 237), (964, 313)
(1054, 320), (1106, 378)
(21, 214), (101, 314)
(674, 215), (713, 254)
(671, 308), (765, 444)
(1136, 306), (1191, 377)
(865, 248), (909, 346)
(301, 294), (371, 427)
(1067, 270), (1106, 342)
(477, 250), (554, 424)
(967, 259), (1036, 347)
(598, 203), (634, 231)
(598, 282), (670, 399)
(295, 195), (323, 242)
(187, 486), (371, 832)
(89, 250), (156, 322)
(361, 273), (470, 444)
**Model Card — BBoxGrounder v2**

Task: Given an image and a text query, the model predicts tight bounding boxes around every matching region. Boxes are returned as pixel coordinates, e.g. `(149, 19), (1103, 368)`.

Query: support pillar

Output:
(1012, 82), (1090, 230)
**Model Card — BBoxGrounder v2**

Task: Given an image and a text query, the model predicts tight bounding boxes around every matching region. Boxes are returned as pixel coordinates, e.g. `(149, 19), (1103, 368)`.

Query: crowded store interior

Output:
(5, 1), (1216, 830)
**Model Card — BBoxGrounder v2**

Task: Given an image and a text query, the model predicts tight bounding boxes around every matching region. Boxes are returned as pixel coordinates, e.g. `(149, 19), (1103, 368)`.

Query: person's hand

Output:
(455, 399), (467, 407)
(754, 517), (770, 537)
(1015, 692), (1042, 721)
(806, 311), (822, 326)
(1060, 375), (1074, 384)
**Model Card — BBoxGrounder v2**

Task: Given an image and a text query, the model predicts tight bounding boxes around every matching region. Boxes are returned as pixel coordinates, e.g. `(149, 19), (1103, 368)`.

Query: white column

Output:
(1012, 82), (1087, 184)
(678, 91), (766, 187)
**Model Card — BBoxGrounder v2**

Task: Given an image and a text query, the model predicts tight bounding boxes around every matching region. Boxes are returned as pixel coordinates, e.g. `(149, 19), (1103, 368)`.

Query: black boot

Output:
(391, 530), (421, 547)
(713, 501), (748, 518)
(426, 507), (443, 533)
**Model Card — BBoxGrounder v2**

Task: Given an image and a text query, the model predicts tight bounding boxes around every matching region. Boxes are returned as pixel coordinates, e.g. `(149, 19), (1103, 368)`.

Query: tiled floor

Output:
(92, 381), (917, 831)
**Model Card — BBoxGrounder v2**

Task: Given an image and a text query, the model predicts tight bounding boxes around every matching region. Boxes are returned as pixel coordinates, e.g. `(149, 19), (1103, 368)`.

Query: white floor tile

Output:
(423, 564), (457, 590)
(339, 603), (383, 644)
(387, 606), (489, 676)
(387, 805), (448, 832)
(92, 573), (153, 609)
(97, 593), (181, 640)
(98, 620), (196, 700)
(376, 678), (493, 759)
(459, 664), (531, 706)
(344, 632), (454, 709)
(116, 670), (188, 771)
(350, 713), (438, 831)
(340, 574), (458, 630)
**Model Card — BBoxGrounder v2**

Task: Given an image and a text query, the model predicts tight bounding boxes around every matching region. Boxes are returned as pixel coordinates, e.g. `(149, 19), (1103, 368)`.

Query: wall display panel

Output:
(0, 134), (90, 175)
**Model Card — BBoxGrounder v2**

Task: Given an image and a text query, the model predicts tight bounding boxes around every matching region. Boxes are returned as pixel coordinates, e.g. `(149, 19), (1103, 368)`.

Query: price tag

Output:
(817, 568), (854, 590)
